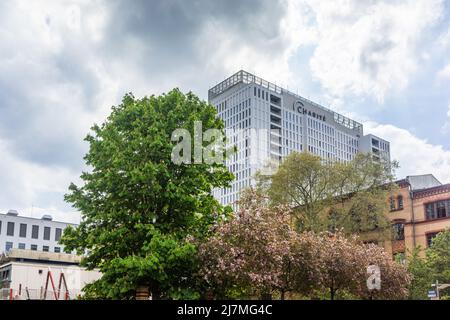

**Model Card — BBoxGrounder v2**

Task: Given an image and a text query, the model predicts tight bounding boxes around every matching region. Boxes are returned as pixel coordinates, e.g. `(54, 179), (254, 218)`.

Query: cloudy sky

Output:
(1, 0), (450, 223)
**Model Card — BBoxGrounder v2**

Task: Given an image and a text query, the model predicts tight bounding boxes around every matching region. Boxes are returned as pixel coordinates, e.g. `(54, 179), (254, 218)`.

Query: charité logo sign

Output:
(292, 100), (326, 122)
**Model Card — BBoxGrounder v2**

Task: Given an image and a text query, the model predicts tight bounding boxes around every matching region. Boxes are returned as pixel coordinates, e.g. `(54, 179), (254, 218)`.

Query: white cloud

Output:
(365, 121), (450, 183)
(442, 103), (450, 134)
(0, 138), (81, 224)
(285, 0), (444, 103)
(437, 62), (450, 80)
(437, 24), (450, 48)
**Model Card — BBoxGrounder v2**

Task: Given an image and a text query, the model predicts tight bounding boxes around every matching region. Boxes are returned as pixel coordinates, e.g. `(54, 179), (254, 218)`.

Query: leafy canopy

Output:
(258, 152), (398, 236)
(61, 89), (234, 299)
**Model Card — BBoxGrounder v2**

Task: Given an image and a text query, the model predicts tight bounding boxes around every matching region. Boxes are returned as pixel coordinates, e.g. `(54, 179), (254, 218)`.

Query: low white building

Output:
(0, 211), (101, 300)
(0, 249), (101, 300)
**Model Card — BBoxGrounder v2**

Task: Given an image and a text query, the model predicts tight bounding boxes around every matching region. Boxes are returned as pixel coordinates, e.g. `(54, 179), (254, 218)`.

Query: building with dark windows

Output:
(208, 70), (391, 208)
(0, 210), (76, 255)
(384, 174), (450, 260)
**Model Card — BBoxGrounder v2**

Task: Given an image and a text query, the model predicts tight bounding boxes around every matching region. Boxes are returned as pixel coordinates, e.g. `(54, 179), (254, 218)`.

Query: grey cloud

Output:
(0, 0), (288, 215)
(98, 0), (286, 95)
(360, 37), (395, 79)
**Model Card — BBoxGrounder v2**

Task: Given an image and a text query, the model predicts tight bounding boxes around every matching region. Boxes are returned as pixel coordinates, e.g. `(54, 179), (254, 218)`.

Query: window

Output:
(426, 232), (440, 247)
(426, 203), (436, 220)
(44, 226), (51, 240)
(436, 201), (446, 218)
(31, 225), (39, 239)
(54, 247), (61, 253)
(7, 222), (15, 236)
(397, 196), (404, 210)
(394, 252), (406, 265)
(392, 223), (405, 240)
(42, 246), (49, 252)
(18, 243), (26, 250)
(425, 200), (450, 220)
(19, 223), (27, 238)
(30, 244), (38, 251)
(5, 242), (13, 252)
(389, 197), (396, 211)
(55, 228), (62, 241)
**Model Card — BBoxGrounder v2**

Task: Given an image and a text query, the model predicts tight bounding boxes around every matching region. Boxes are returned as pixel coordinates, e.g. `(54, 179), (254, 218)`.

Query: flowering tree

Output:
(300, 232), (410, 300)
(296, 232), (363, 299)
(353, 242), (411, 300)
(197, 189), (305, 299)
(198, 190), (411, 300)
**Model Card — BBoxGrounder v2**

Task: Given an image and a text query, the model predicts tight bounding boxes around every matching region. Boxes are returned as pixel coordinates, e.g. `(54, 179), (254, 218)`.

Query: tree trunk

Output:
(280, 290), (285, 300)
(261, 293), (272, 300)
(135, 286), (149, 300)
(330, 287), (335, 300)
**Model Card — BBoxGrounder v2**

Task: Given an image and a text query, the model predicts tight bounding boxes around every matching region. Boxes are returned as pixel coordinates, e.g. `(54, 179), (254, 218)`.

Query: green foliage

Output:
(406, 247), (432, 300)
(406, 230), (450, 300)
(426, 230), (450, 298)
(258, 152), (397, 237)
(61, 89), (234, 299)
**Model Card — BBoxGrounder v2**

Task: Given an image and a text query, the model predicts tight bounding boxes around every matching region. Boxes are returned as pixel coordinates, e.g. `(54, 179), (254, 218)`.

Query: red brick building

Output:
(384, 174), (450, 259)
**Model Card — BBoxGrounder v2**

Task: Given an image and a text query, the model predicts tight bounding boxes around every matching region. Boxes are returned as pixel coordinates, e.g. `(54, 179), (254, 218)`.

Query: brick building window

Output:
(389, 197), (396, 211)
(426, 203), (436, 219)
(392, 223), (405, 241)
(426, 232), (440, 247)
(394, 252), (406, 264)
(425, 199), (450, 220)
(397, 196), (404, 210)
(436, 201), (446, 218)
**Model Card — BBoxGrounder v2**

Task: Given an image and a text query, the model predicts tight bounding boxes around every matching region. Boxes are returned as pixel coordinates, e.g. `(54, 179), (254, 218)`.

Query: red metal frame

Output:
(43, 269), (70, 300)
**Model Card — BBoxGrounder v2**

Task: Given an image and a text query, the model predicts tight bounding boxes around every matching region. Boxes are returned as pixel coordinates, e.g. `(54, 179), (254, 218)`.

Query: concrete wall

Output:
(1, 261), (101, 299)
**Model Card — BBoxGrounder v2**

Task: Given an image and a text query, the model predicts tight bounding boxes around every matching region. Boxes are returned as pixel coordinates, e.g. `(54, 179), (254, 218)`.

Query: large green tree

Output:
(61, 89), (234, 299)
(258, 152), (397, 237)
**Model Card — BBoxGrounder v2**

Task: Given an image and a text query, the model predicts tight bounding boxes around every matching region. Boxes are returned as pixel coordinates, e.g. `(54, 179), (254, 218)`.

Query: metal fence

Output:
(0, 287), (81, 300)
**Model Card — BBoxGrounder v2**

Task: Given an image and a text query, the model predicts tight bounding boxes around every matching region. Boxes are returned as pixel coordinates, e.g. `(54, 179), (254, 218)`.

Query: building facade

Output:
(0, 210), (76, 255)
(384, 174), (450, 259)
(208, 70), (391, 207)
(0, 249), (101, 300)
(359, 134), (390, 163)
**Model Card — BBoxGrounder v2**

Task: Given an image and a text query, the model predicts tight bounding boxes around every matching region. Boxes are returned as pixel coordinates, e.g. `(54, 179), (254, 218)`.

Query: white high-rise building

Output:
(208, 70), (390, 207)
